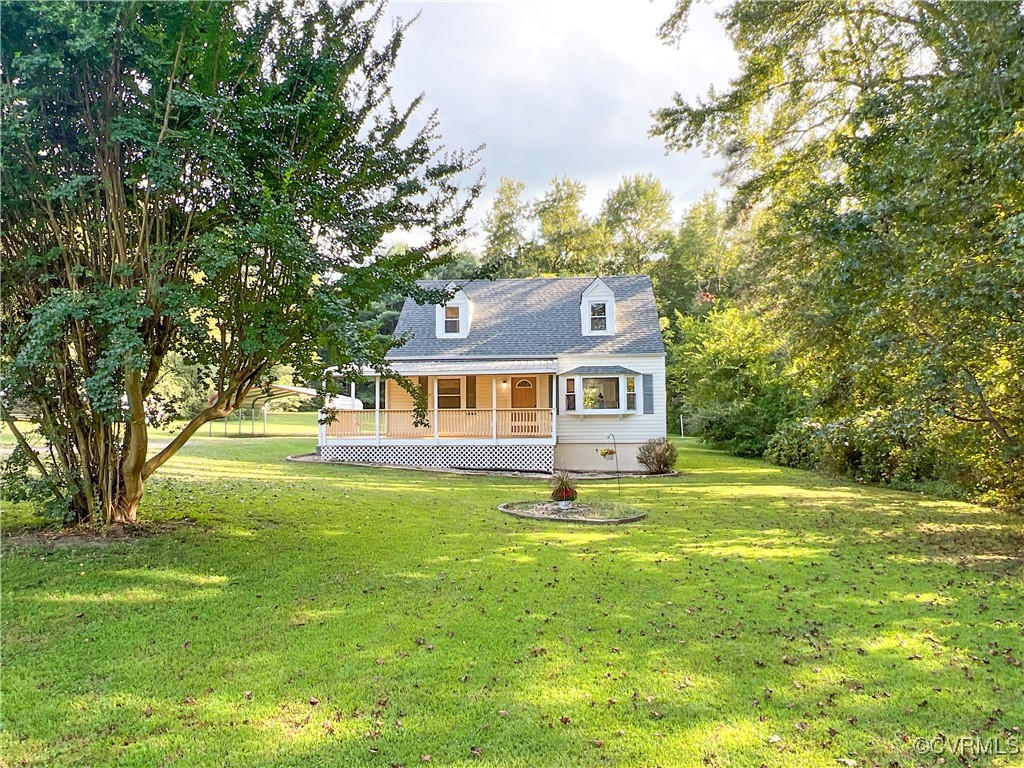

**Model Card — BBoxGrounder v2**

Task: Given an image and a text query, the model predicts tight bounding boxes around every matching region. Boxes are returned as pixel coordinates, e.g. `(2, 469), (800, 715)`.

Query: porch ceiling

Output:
(385, 359), (557, 375)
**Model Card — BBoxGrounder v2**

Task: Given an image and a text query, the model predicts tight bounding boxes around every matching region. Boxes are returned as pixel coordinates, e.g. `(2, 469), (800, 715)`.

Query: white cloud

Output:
(382, 0), (738, 247)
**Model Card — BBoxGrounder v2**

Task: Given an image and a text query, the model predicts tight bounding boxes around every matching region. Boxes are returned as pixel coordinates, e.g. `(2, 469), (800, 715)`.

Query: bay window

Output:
(562, 373), (640, 414)
(583, 377), (619, 409)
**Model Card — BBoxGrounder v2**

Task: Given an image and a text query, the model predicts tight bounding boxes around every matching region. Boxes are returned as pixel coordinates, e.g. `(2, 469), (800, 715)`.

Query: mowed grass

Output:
(0, 410), (321, 448)
(1, 439), (1022, 767)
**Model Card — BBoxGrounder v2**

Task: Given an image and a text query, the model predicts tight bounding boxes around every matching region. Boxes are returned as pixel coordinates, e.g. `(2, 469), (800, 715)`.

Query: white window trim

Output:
(444, 306), (461, 335)
(435, 285), (472, 339)
(580, 278), (615, 336)
(589, 301), (611, 333)
(435, 376), (464, 409)
(562, 374), (638, 415)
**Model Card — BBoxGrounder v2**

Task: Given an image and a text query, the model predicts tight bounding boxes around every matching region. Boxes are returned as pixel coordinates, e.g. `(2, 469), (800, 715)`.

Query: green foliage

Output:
(149, 353), (215, 422)
(763, 419), (823, 471)
(655, 0), (1024, 507)
(598, 173), (674, 275)
(0, 445), (73, 524)
(650, 192), (742, 323)
(481, 178), (533, 278)
(0, 445), (36, 504)
(667, 307), (803, 456)
(481, 174), (680, 279)
(766, 411), (944, 485)
(423, 251), (482, 281)
(0, 0), (480, 522)
(531, 177), (608, 275)
(635, 437), (678, 474)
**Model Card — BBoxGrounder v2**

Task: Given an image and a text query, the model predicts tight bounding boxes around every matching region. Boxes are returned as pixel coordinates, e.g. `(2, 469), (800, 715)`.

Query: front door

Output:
(509, 377), (538, 435)
(511, 377), (537, 408)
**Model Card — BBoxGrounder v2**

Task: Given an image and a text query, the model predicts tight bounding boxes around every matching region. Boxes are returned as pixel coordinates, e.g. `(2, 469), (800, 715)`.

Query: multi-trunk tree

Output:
(0, 0), (480, 524)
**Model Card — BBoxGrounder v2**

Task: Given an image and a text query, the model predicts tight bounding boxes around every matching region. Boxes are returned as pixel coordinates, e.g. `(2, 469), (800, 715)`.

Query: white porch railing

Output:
(325, 408), (553, 439)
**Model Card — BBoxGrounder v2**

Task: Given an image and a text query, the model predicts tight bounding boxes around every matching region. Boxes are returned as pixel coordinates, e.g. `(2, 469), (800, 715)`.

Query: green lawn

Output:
(2, 439), (1022, 767)
(1, 410), (321, 447)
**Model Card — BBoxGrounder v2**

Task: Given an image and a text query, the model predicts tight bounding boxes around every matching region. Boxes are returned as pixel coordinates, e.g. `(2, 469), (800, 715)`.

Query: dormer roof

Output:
(389, 275), (663, 359)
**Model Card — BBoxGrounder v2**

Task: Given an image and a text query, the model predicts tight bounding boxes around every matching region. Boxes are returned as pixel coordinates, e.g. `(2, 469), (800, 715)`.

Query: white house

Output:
(318, 276), (666, 472)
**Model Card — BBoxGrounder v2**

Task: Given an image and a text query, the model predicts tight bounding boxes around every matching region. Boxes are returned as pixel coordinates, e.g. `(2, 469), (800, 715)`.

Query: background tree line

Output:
(463, 0), (1024, 511)
(652, 0), (1023, 510)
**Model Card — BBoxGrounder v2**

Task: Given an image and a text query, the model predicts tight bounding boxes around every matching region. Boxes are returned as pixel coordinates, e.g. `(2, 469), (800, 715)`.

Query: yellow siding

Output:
(384, 374), (555, 410)
(475, 375), (493, 409)
(385, 379), (420, 410)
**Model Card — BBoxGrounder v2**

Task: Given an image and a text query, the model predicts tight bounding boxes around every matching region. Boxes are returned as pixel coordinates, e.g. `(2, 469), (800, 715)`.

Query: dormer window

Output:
(444, 306), (460, 334)
(580, 278), (615, 336)
(435, 283), (472, 339)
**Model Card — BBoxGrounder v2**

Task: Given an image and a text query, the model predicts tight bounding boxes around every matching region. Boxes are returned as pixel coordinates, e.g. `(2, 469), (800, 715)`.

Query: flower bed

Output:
(498, 500), (646, 525)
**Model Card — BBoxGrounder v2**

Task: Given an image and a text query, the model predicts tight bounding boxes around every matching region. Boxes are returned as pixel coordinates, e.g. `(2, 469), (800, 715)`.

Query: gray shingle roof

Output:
(561, 365), (642, 376)
(387, 276), (665, 359)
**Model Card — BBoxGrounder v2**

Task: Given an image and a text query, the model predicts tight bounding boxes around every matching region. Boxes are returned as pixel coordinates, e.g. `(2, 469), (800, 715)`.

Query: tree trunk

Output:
(101, 369), (148, 526)
(40, 376), (247, 527)
(106, 487), (141, 525)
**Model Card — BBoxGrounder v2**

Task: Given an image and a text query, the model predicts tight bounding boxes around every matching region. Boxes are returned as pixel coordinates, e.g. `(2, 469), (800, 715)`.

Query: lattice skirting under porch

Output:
(317, 444), (554, 473)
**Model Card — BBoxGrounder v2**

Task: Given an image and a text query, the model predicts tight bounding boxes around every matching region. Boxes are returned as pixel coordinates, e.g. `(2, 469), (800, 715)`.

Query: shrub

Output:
(764, 419), (823, 469)
(636, 438), (678, 474)
(0, 444), (74, 524)
(666, 308), (805, 457)
(765, 409), (976, 491)
(0, 444), (35, 503)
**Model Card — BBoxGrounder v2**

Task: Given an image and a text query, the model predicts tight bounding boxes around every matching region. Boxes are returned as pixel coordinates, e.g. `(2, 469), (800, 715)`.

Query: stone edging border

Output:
(498, 502), (647, 525)
(285, 453), (677, 481)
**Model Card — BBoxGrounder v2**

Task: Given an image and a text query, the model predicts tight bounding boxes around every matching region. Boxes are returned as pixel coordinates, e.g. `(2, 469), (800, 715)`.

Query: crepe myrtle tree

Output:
(0, 0), (481, 525)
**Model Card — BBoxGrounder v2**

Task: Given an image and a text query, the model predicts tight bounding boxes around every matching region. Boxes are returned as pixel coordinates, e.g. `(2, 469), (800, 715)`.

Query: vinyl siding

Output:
(554, 353), (666, 443)
(384, 375), (551, 412)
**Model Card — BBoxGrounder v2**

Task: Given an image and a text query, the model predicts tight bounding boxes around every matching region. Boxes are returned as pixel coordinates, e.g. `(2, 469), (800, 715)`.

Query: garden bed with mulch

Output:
(498, 500), (647, 524)
(1, 520), (195, 549)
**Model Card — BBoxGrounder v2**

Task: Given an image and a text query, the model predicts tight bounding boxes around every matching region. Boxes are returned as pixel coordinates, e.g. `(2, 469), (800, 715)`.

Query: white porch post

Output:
(432, 376), (439, 443)
(550, 374), (557, 442)
(491, 376), (498, 443)
(374, 375), (381, 445)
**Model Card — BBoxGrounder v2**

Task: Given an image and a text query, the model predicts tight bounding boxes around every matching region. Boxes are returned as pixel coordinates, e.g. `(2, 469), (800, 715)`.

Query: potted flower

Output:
(598, 447), (616, 460)
(550, 472), (578, 511)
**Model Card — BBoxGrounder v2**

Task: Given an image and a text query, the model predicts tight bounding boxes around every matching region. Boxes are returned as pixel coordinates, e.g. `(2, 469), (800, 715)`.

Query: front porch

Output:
(323, 406), (553, 441)
(319, 363), (558, 448)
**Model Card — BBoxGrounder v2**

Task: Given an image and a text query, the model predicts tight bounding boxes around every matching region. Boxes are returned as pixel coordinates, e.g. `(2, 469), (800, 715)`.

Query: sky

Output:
(381, 0), (740, 247)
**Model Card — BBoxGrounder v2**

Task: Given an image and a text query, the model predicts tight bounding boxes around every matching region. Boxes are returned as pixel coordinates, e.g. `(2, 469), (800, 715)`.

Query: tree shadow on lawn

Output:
(3, 442), (1022, 766)
(4, 521), (1021, 767)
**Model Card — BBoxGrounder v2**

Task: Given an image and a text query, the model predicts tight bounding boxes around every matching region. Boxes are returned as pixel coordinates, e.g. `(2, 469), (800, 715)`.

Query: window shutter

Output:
(642, 374), (654, 415)
(554, 375), (559, 414)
